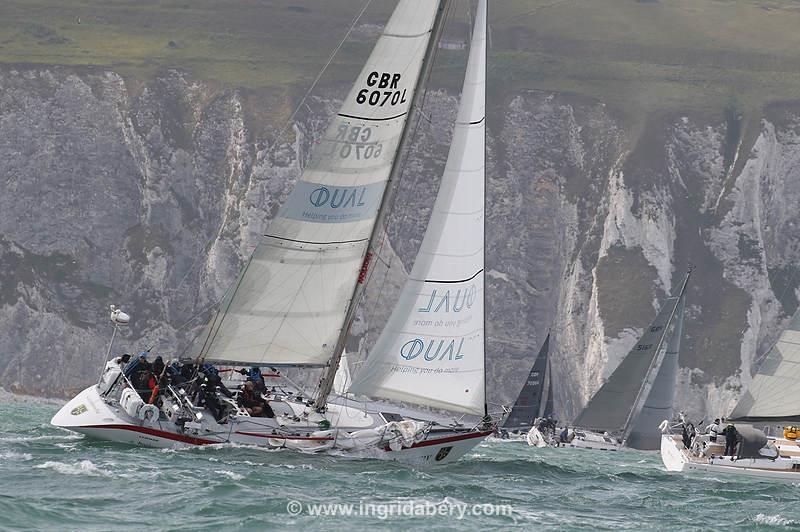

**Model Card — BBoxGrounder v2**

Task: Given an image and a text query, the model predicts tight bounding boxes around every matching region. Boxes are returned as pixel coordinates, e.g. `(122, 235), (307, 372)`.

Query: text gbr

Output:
(356, 71), (407, 107)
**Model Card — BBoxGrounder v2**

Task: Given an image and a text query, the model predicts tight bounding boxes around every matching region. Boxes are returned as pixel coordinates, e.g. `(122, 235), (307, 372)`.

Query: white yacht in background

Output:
(52, 0), (498, 465)
(661, 306), (800, 480)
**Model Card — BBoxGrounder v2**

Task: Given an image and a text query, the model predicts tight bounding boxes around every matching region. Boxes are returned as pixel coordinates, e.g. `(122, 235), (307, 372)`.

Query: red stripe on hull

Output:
(85, 424), (218, 446)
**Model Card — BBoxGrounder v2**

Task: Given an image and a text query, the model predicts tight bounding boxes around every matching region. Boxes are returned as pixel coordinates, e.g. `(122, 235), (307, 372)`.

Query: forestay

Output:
(198, 1), (440, 366)
(573, 294), (682, 435)
(349, 0), (487, 415)
(730, 307), (800, 422)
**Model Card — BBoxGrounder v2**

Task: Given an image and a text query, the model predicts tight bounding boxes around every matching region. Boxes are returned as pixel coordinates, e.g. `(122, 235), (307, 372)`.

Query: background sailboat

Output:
(568, 270), (691, 450)
(660, 305), (800, 479)
(728, 308), (800, 423)
(501, 333), (553, 437)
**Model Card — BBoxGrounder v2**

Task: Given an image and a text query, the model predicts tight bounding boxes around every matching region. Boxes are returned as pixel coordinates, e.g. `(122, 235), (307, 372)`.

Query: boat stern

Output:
(51, 385), (118, 431)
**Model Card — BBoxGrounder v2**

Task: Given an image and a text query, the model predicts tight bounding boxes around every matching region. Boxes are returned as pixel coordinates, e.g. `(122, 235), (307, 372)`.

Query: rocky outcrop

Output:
(2, 67), (800, 424)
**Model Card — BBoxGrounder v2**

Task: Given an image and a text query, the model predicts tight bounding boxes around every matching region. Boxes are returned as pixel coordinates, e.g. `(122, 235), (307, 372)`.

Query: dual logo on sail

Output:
(399, 284), (479, 364)
(281, 181), (384, 223)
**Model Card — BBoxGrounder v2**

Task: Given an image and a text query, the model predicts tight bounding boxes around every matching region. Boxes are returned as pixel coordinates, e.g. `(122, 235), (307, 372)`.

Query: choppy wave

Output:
(215, 469), (245, 481)
(751, 514), (798, 527)
(0, 450), (33, 461)
(33, 459), (112, 477)
(1, 401), (799, 530)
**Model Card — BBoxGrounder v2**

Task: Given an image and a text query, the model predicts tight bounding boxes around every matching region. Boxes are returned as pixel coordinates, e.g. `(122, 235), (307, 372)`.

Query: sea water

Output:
(0, 397), (797, 531)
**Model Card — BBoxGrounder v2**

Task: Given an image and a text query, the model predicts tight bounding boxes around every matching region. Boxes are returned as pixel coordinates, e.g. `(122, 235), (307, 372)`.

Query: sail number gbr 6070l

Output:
(356, 71), (407, 107)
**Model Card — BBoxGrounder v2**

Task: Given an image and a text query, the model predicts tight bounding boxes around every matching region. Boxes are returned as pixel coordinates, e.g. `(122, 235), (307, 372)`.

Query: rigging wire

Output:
(166, 0), (375, 351)
(266, 0), (374, 156)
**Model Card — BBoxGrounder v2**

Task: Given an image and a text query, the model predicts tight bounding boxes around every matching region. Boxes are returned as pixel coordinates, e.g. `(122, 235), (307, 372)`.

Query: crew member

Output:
(238, 380), (274, 418)
(705, 418), (721, 443)
(722, 423), (739, 458)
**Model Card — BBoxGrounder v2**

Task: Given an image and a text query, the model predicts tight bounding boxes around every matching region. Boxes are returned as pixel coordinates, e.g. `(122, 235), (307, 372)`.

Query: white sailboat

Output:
(531, 270), (691, 451)
(51, 0), (496, 465)
(661, 305), (800, 480)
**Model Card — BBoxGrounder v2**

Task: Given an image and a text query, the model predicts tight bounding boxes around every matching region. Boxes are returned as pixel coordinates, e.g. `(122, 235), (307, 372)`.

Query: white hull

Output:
(563, 430), (622, 451)
(52, 385), (490, 465)
(660, 434), (800, 482)
(526, 426), (622, 451)
(486, 436), (527, 444)
(526, 427), (548, 448)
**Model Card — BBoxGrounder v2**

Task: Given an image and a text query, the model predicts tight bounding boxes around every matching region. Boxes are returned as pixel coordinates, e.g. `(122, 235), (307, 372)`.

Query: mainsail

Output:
(197, 1), (441, 366)
(730, 306), (800, 422)
(504, 334), (552, 429)
(573, 272), (690, 439)
(349, 0), (487, 415)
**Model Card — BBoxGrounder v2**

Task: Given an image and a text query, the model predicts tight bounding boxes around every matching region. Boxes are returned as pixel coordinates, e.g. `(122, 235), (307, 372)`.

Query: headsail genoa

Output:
(349, 0), (487, 415)
(730, 307), (800, 422)
(197, 1), (441, 366)
(626, 295), (684, 450)
(503, 334), (551, 430)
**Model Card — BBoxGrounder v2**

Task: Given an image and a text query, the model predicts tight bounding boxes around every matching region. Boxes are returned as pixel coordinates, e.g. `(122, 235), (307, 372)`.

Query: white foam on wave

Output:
(215, 469), (245, 481)
(34, 460), (111, 477)
(752, 514), (797, 527)
(0, 450), (33, 461)
(0, 432), (83, 443)
(268, 463), (314, 470)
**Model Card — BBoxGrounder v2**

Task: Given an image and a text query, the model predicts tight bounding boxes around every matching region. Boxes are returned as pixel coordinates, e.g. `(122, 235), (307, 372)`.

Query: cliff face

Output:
(2, 66), (800, 423)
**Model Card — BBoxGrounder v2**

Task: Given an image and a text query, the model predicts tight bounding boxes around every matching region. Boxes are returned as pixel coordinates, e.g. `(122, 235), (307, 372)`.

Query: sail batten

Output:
(198, 1), (441, 366)
(348, 0), (487, 415)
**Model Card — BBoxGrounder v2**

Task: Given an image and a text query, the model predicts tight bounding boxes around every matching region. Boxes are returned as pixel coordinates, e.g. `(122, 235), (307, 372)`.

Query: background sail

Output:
(198, 1), (440, 366)
(349, 0), (486, 415)
(626, 295), (684, 449)
(573, 294), (681, 435)
(503, 334), (550, 429)
(730, 307), (800, 422)
(543, 360), (555, 418)
(333, 351), (353, 396)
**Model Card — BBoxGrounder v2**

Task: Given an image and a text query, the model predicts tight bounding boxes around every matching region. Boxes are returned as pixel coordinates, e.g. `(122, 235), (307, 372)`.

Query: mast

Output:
(620, 268), (691, 443)
(482, 0), (488, 419)
(314, 0), (451, 410)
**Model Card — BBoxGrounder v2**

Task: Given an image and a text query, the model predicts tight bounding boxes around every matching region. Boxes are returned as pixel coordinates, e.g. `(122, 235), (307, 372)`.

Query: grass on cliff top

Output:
(1, 0), (800, 120)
